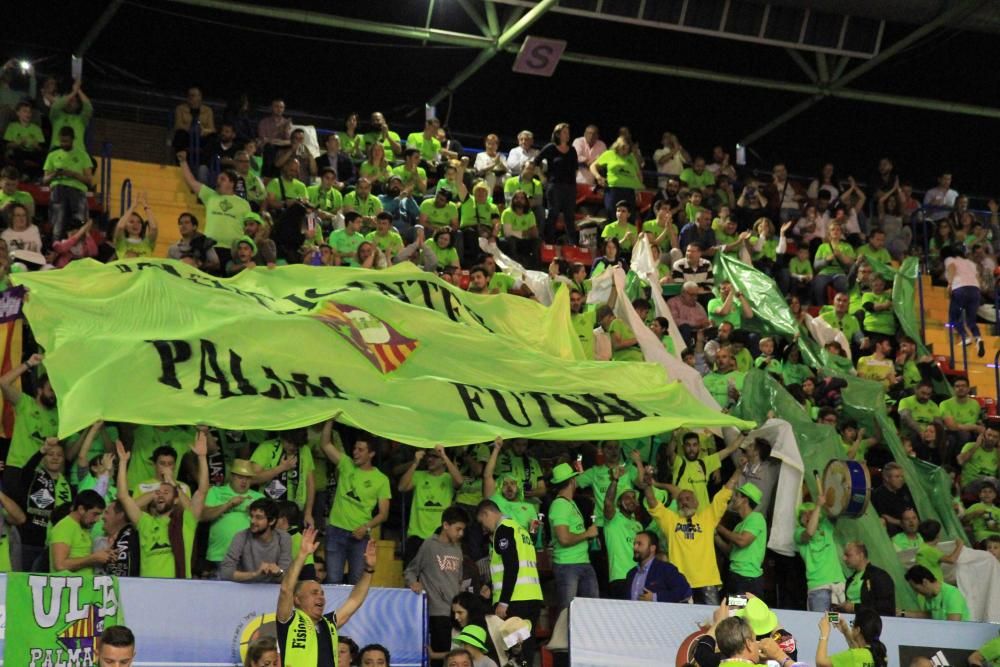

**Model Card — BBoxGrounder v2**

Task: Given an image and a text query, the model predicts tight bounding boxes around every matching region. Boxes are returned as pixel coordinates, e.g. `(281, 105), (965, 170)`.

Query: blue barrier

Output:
(0, 574), (426, 667)
(119, 178), (132, 217)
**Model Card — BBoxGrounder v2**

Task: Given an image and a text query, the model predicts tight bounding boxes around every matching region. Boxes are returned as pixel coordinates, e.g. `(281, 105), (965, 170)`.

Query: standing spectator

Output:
(815, 608), (887, 667)
(49, 490), (112, 575)
(43, 126), (93, 240)
(399, 445), (463, 564)
(10, 440), (70, 571)
(220, 498), (292, 583)
(838, 542), (895, 616)
(591, 136), (642, 218)
(404, 506), (468, 667)
(201, 458), (264, 571)
(573, 125), (606, 186)
(717, 483), (767, 597)
(533, 123), (578, 244)
(766, 163), (805, 223)
(276, 527), (377, 667)
(114, 433), (209, 578)
(482, 438), (539, 530)
(944, 245), (986, 357)
(871, 462), (915, 536)
(257, 98), (292, 177)
(902, 565), (970, 621)
(603, 466), (643, 599)
(626, 530), (691, 602)
(795, 501), (845, 611)
(0, 351), (57, 478)
(923, 173), (958, 220)
(251, 428), (315, 527)
(318, 422), (391, 584)
(652, 132), (690, 186)
(641, 467), (740, 604)
(363, 111), (403, 162)
(172, 86), (215, 155)
(49, 79), (92, 152)
(177, 150), (250, 266)
(96, 500), (140, 577)
(506, 130), (538, 177)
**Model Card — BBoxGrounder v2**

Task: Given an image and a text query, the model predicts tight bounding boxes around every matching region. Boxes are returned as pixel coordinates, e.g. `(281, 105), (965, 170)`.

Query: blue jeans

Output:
(49, 185), (88, 241)
(949, 285), (981, 341)
(807, 588), (833, 612)
(325, 526), (369, 585)
(554, 562), (599, 610)
(812, 273), (848, 306)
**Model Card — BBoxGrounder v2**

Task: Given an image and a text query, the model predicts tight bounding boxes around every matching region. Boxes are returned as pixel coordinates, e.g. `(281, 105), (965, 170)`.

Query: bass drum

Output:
(822, 459), (871, 519)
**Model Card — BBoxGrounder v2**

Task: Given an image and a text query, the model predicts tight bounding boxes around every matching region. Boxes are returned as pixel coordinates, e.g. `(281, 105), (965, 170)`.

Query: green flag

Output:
(3, 572), (126, 665)
(13, 260), (752, 445)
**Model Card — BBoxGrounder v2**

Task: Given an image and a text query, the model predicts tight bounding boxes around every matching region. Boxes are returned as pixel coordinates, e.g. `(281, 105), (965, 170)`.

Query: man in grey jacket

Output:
(404, 506), (469, 666)
(220, 498), (292, 582)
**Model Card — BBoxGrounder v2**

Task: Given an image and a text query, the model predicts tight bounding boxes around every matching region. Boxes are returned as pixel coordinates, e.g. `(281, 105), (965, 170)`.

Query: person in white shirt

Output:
(944, 245), (985, 357)
(505, 131), (538, 176)
(572, 125), (606, 185)
(923, 172), (958, 221)
(652, 132), (690, 188)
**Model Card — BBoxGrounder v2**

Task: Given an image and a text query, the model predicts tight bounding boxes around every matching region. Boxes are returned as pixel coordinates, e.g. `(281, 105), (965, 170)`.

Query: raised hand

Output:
(300, 526), (319, 557)
(363, 538), (377, 570)
(115, 440), (130, 465)
(191, 429), (208, 457)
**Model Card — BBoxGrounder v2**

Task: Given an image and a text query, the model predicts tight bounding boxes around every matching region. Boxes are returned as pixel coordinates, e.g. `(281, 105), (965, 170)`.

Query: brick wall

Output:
(90, 118), (170, 165)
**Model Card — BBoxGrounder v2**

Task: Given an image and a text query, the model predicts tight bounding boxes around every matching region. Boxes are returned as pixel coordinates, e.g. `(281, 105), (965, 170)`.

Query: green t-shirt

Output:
(49, 97), (93, 151)
(0, 189), (34, 211)
(857, 244), (892, 266)
(846, 566), (865, 603)
(204, 484), (264, 562)
(198, 185), (251, 248)
(549, 496), (590, 565)
(4, 122), (45, 148)
(670, 452), (722, 509)
(488, 272), (516, 294)
(822, 311), (860, 342)
(363, 130), (402, 161)
(572, 310), (598, 360)
(898, 396), (941, 428)
(266, 176), (308, 203)
(789, 256), (813, 277)
(407, 470), (455, 538)
(365, 229), (404, 257)
(861, 292), (896, 335)
(50, 515), (93, 576)
(815, 242), (856, 276)
(576, 465), (639, 527)
(915, 543), (944, 583)
(419, 199), (459, 229)
(941, 397), (982, 427)
(343, 192), (383, 218)
(595, 150), (643, 190)
(307, 184), (343, 214)
(959, 442), (998, 487)
(7, 394), (59, 468)
(250, 441), (314, 509)
(500, 208), (537, 236)
(503, 176), (543, 199)
(137, 509), (197, 578)
(729, 511), (767, 578)
(680, 168), (716, 190)
(126, 425), (193, 490)
(605, 511), (643, 581)
(459, 199), (499, 229)
(43, 148), (93, 193)
(892, 532), (924, 552)
(609, 319), (644, 361)
(329, 229), (365, 265)
(359, 161), (390, 184)
(328, 456), (392, 531)
(391, 165), (427, 193)
(794, 517), (845, 589)
(642, 219), (679, 251)
(491, 491), (537, 531)
(429, 243), (460, 268)
(707, 297), (742, 328)
(703, 370), (746, 409)
(918, 582), (970, 621)
(831, 648), (875, 667)
(750, 236), (778, 263)
(966, 502), (1000, 543)
(782, 362), (813, 387)
(979, 636), (1000, 664)
(405, 132), (441, 162)
(601, 221), (637, 250)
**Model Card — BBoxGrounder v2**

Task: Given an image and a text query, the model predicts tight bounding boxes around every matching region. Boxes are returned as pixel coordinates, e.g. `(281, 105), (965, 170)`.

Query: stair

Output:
(918, 275), (997, 399)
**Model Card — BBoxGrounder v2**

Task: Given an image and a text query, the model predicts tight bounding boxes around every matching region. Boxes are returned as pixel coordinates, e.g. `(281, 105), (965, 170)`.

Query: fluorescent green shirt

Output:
(815, 242), (855, 276)
(404, 132), (441, 162)
(329, 229), (365, 265)
(365, 229), (404, 257)
(795, 517), (845, 589)
(138, 509), (197, 578)
(576, 465), (639, 527)
(307, 184), (343, 214)
(266, 176), (308, 202)
(595, 150), (643, 190)
(729, 511), (767, 578)
(861, 291), (896, 335)
(7, 394), (59, 468)
(892, 531), (924, 552)
(204, 484), (264, 562)
(50, 515), (94, 576)
(419, 199), (458, 229)
(918, 582), (970, 621)
(328, 456), (392, 531)
(343, 192), (383, 218)
(43, 148), (93, 193)
(549, 496), (591, 565)
(898, 395), (941, 427)
(503, 176), (542, 199)
(500, 208), (537, 236)
(4, 122), (45, 148)
(831, 648), (875, 667)
(572, 310), (598, 360)
(605, 511), (643, 581)
(407, 470), (455, 538)
(197, 185), (251, 248)
(959, 442), (998, 487)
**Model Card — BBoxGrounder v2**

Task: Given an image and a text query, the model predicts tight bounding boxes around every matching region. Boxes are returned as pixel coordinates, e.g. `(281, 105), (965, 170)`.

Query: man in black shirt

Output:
(871, 462), (915, 536)
(276, 526), (376, 666)
(99, 499), (140, 577)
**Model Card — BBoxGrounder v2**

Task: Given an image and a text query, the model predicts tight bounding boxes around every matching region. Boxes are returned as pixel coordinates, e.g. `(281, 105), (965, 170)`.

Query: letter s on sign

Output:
(512, 37), (567, 77)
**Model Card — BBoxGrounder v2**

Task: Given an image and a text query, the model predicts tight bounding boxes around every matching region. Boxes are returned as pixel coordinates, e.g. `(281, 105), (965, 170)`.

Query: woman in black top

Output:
(534, 122), (579, 245)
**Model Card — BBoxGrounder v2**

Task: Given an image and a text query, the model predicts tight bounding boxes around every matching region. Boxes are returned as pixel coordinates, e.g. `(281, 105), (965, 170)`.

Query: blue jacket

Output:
(625, 558), (692, 602)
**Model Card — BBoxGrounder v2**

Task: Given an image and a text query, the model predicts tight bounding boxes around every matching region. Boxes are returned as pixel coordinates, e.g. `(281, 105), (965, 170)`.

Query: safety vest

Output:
(282, 607), (338, 667)
(490, 517), (543, 604)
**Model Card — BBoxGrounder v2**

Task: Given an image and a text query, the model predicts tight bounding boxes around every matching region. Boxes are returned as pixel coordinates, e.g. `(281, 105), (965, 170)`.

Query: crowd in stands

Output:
(2, 59), (1000, 667)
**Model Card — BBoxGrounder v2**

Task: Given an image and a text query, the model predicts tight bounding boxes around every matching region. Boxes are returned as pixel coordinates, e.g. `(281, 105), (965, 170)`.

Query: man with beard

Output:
(399, 445), (463, 564)
(251, 428), (316, 529)
(483, 438), (538, 530)
(13, 440), (72, 571)
(115, 432), (209, 578)
(625, 530), (691, 602)
(958, 423), (999, 490)
(603, 465), (644, 599)
(570, 289), (598, 359)
(49, 490), (113, 575)
(220, 497), (292, 583)
(640, 465), (740, 604)
(495, 440), (546, 509)
(666, 431), (744, 509)
(1, 353), (58, 477)
(96, 499), (141, 577)
(716, 483), (767, 597)
(378, 175), (421, 233)
(704, 345), (746, 410)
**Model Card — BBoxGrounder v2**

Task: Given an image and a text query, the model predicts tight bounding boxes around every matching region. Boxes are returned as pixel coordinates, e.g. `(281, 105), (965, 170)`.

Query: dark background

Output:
(10, 0), (1000, 196)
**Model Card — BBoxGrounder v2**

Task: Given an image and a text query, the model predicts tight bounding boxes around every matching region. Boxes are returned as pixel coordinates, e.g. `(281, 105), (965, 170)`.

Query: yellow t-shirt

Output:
(648, 487), (732, 588)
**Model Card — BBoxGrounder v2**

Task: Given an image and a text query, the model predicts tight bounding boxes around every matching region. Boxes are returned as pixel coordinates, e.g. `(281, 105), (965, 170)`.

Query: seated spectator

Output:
(43, 126), (93, 240)
(707, 281), (753, 329)
(220, 498), (292, 583)
(112, 192), (158, 259)
(454, 626), (497, 667)
(49, 79), (92, 152)
(680, 156), (715, 191)
(505, 130), (538, 177)
(226, 236), (260, 275)
(893, 508), (924, 552)
(363, 111), (403, 162)
(679, 209), (718, 256)
(51, 217), (98, 268)
(597, 305), (642, 362)
(420, 190), (460, 232)
(703, 344), (745, 410)
(308, 168), (345, 233)
(871, 462), (915, 536)
(672, 242), (713, 294)
(860, 275), (896, 337)
(626, 530), (691, 602)
(314, 133), (355, 189)
(914, 519), (962, 583)
(668, 281), (710, 346)
(172, 86), (215, 154)
(503, 161), (544, 225)
(244, 637), (280, 667)
(856, 337), (897, 389)
(359, 142), (392, 193)
(898, 381), (941, 441)
(3, 101), (45, 178)
(275, 130), (316, 185)
(592, 237), (627, 277)
(602, 200), (640, 254)
(232, 150), (266, 209)
(812, 223), (855, 305)
(2, 202), (42, 254)
(366, 212), (405, 261)
(343, 178), (384, 227)
(922, 172), (958, 220)
(499, 190), (538, 266)
(379, 175), (421, 232)
(0, 166), (35, 220)
(405, 118), (442, 171)
(902, 564), (970, 621)
(962, 481), (1000, 547)
(474, 134), (508, 203)
(838, 541), (895, 616)
(168, 212), (220, 272)
(957, 422), (998, 490)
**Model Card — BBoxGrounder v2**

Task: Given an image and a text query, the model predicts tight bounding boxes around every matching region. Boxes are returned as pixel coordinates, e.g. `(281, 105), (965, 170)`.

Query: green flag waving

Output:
(14, 260), (752, 445)
(3, 572), (126, 665)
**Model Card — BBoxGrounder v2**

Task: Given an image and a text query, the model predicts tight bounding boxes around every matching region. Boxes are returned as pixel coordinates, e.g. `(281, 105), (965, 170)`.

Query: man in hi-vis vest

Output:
(277, 526), (376, 666)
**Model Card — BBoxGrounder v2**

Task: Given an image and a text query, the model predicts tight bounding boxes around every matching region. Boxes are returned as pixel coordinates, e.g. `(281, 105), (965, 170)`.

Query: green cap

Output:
(796, 502), (817, 516)
(550, 462), (579, 485)
(455, 625), (488, 652)
(735, 597), (778, 636)
(236, 235), (257, 256)
(736, 482), (762, 505)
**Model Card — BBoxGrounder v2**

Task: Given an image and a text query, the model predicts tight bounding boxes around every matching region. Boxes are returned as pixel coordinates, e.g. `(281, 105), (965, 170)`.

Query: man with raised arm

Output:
(115, 430), (209, 578)
(276, 526), (377, 667)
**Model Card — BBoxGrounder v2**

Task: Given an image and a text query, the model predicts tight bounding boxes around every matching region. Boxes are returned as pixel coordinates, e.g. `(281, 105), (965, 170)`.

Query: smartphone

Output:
(828, 612), (840, 624)
(727, 595), (747, 615)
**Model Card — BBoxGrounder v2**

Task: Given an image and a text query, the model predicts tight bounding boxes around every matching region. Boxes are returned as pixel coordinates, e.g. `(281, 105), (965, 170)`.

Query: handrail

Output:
(916, 262), (926, 342)
(99, 141), (112, 219)
(187, 118), (201, 173)
(994, 348), (1000, 402)
(948, 322), (956, 371)
(119, 178), (132, 216)
(996, 291), (1000, 337)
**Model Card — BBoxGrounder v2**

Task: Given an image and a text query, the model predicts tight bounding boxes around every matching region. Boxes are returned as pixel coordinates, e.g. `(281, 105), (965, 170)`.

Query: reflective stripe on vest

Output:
(282, 607), (339, 667)
(490, 518), (543, 604)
